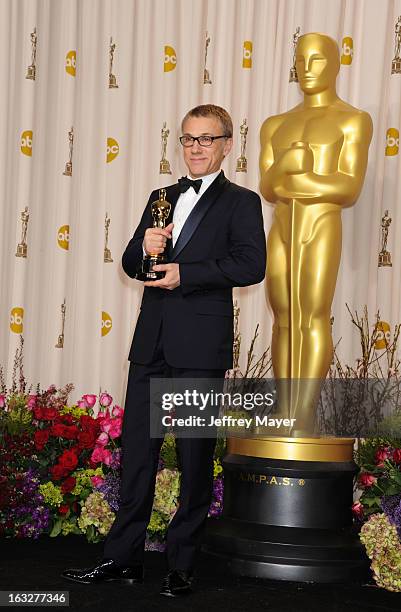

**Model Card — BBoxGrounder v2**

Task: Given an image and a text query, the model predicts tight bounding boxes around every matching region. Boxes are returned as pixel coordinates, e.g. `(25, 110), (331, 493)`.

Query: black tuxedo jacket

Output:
(122, 171), (266, 370)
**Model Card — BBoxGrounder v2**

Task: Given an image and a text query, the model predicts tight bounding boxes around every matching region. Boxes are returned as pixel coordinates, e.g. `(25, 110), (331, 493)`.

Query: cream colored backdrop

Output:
(1, 0), (401, 403)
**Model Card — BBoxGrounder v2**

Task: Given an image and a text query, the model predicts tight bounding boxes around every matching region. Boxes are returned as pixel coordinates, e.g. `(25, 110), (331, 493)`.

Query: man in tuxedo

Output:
(62, 104), (266, 596)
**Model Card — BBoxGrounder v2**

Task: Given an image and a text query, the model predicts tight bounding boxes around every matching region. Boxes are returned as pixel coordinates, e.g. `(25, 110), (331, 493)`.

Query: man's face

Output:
(296, 36), (338, 94)
(181, 115), (232, 178)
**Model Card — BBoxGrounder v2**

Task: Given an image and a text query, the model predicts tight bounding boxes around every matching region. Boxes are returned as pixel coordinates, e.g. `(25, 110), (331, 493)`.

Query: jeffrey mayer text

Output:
(162, 415), (297, 429)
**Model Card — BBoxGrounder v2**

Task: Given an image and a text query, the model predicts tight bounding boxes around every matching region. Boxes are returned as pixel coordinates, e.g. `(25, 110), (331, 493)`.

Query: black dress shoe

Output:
(160, 569), (193, 597)
(61, 558), (144, 585)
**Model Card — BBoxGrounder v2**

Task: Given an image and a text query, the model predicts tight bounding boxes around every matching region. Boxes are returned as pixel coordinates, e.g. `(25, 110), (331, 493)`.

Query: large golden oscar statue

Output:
(260, 32), (372, 434)
(204, 34), (373, 583)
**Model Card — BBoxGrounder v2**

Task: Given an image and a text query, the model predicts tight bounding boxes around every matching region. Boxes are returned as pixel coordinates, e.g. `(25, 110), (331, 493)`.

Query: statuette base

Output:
(378, 250), (392, 267)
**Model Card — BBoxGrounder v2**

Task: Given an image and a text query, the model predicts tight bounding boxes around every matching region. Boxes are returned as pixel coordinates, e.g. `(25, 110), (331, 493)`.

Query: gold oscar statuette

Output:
(159, 122), (172, 175)
(378, 210), (392, 267)
(203, 32), (212, 84)
(15, 207), (29, 258)
(289, 26), (301, 82)
(26, 27), (37, 80)
(136, 188), (172, 281)
(104, 212), (113, 263)
(392, 16), (401, 74)
(55, 299), (66, 348)
(63, 127), (74, 176)
(109, 37), (119, 88)
(236, 119), (248, 172)
(259, 32), (373, 436)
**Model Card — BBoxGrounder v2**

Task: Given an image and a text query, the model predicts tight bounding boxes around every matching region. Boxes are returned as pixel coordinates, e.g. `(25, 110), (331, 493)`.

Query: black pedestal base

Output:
(204, 517), (369, 583)
(203, 452), (370, 583)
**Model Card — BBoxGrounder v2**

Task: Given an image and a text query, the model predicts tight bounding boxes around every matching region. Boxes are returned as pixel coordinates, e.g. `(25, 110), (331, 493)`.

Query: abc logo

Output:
(385, 128), (399, 156)
(341, 37), (353, 65)
(21, 130), (33, 156)
(164, 45), (177, 72)
(107, 137), (119, 163)
(58, 225), (70, 250)
(65, 50), (76, 76)
(102, 311), (112, 336)
(374, 321), (390, 350)
(242, 41), (253, 68)
(10, 307), (24, 333)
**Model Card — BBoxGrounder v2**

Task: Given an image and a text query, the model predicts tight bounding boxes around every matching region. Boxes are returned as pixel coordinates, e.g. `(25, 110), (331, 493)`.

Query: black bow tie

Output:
(178, 176), (203, 194)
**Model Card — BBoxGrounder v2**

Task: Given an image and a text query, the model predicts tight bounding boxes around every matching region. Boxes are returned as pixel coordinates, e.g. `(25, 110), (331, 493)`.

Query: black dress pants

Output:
(103, 328), (225, 571)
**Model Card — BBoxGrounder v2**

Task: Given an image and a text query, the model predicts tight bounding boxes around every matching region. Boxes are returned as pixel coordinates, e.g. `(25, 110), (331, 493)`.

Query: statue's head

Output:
(296, 33), (340, 94)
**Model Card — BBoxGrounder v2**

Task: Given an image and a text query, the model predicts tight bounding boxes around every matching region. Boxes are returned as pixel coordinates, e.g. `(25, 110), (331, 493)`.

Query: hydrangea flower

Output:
(39, 482), (63, 507)
(152, 469), (180, 518)
(78, 491), (115, 536)
(360, 513), (401, 592)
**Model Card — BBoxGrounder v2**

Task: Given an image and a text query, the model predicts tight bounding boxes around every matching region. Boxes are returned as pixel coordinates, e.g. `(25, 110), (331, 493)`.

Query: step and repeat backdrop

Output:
(0, 0), (400, 402)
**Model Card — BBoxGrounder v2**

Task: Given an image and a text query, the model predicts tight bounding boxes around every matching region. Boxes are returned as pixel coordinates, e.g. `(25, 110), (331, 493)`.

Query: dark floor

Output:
(1, 535), (401, 612)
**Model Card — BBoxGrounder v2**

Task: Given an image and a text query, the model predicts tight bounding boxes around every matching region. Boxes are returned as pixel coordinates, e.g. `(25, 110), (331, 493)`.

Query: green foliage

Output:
(0, 394), (33, 436)
(147, 510), (169, 539)
(50, 519), (62, 538)
(214, 436), (227, 461)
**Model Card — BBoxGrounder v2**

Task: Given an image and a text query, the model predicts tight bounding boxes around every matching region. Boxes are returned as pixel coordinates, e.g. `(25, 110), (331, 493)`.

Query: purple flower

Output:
(96, 472), (121, 512)
(110, 449), (122, 470)
(381, 493), (401, 537)
(145, 537), (166, 552)
(6, 469), (51, 538)
(208, 477), (224, 518)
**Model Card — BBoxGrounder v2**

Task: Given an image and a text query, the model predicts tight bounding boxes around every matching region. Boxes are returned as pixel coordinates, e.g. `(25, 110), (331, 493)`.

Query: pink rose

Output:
(96, 432), (109, 447)
(100, 416), (113, 434)
(97, 408), (110, 420)
(91, 475), (105, 487)
(77, 400), (87, 408)
(112, 405), (124, 417)
(82, 394), (97, 408)
(358, 472), (377, 488)
(375, 447), (391, 465)
(99, 392), (113, 408)
(108, 417), (122, 439)
(100, 416), (122, 439)
(91, 446), (112, 466)
(27, 395), (37, 409)
(0, 395), (5, 408)
(352, 501), (364, 518)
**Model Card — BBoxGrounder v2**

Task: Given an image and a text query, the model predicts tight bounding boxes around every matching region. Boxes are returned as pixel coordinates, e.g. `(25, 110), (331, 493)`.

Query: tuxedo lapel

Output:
(170, 171), (229, 261)
(163, 184), (180, 260)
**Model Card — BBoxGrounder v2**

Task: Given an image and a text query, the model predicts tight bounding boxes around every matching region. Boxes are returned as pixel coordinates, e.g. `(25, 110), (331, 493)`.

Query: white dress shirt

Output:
(171, 170), (220, 247)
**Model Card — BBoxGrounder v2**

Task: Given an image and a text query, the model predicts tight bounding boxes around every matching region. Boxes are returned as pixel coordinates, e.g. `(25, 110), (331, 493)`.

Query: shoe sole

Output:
(62, 575), (143, 585)
(160, 589), (192, 597)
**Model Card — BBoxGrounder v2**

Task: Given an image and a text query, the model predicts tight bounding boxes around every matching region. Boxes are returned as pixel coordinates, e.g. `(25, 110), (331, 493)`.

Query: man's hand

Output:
(144, 263), (180, 290)
(143, 222), (174, 255)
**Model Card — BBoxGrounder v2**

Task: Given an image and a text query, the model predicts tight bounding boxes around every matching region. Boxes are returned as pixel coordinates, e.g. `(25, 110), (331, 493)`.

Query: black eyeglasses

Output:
(179, 135), (228, 147)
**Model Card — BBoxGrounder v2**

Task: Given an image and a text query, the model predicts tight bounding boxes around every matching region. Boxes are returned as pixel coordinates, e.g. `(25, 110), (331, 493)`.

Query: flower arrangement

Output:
(0, 338), (225, 547)
(354, 437), (401, 520)
(336, 307), (401, 592)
